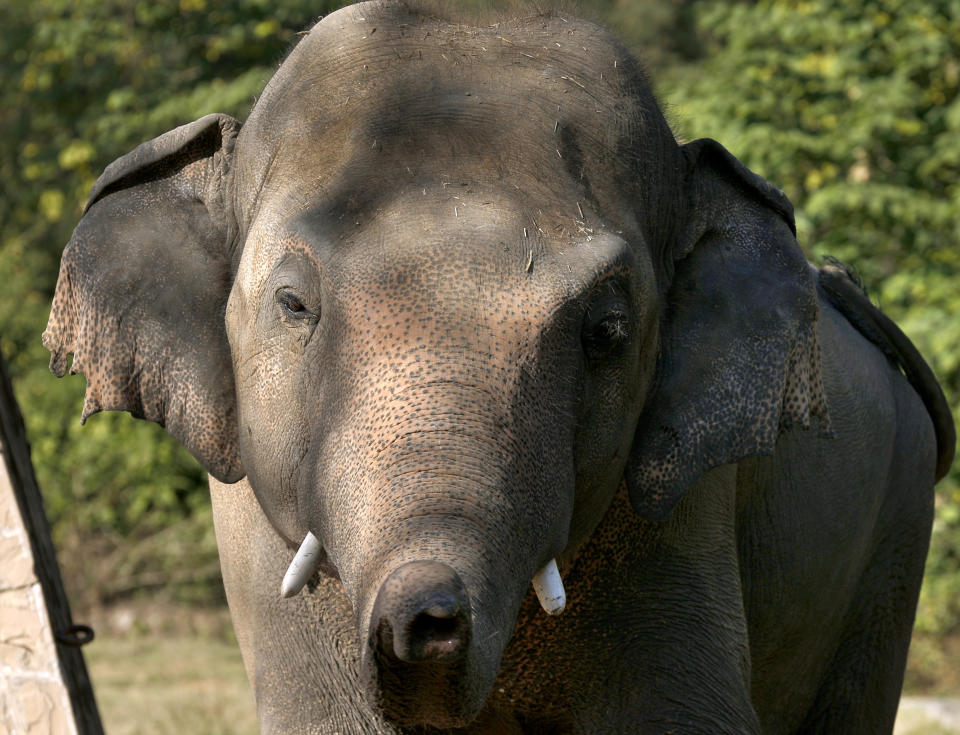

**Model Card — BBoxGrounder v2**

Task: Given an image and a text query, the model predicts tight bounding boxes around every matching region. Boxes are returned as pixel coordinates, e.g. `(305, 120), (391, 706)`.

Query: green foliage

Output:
(661, 0), (960, 635)
(603, 0), (701, 69)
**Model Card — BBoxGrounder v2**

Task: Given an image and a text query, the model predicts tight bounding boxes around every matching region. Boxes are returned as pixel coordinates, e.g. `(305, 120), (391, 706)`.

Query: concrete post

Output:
(0, 350), (102, 735)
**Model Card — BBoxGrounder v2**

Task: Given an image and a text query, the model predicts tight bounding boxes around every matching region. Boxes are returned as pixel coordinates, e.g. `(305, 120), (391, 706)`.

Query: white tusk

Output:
(531, 558), (566, 615)
(281, 532), (323, 598)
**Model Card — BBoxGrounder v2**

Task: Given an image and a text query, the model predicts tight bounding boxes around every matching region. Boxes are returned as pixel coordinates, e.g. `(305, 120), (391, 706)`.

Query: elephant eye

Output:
(276, 289), (318, 322)
(582, 307), (630, 360)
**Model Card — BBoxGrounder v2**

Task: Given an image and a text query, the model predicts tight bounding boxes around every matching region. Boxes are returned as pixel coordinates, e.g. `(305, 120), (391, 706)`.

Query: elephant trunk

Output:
(369, 560), (472, 664)
(358, 549), (488, 727)
(297, 364), (576, 726)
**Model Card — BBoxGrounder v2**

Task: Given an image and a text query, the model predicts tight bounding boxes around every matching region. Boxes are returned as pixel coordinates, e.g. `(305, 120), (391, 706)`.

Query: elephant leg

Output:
(795, 384), (935, 735)
(795, 527), (930, 734)
(209, 476), (398, 735)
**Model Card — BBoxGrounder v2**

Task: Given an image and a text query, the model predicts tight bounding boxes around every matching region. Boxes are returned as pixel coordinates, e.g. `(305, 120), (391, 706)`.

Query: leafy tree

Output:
(660, 0), (960, 641)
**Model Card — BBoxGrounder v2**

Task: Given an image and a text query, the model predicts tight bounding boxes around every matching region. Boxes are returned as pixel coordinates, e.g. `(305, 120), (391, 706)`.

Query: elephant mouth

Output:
(364, 632), (482, 728)
(359, 559), (489, 728)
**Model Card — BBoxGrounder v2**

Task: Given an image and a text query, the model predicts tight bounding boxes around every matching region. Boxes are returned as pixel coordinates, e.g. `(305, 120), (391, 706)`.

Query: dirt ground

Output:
(895, 698), (960, 735)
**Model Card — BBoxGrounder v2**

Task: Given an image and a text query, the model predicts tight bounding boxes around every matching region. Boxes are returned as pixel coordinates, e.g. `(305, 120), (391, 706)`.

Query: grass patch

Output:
(85, 626), (257, 735)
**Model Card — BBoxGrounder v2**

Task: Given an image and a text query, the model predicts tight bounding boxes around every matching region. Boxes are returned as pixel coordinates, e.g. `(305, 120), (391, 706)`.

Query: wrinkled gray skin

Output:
(44, 3), (954, 734)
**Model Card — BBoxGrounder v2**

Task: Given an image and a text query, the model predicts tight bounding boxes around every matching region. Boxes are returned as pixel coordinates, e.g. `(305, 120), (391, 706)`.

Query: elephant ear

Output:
(42, 113), (244, 483)
(626, 138), (830, 520)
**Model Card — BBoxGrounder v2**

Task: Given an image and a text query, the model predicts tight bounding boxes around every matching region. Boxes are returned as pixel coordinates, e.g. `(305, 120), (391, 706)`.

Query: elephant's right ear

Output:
(626, 139), (830, 520)
(43, 113), (245, 483)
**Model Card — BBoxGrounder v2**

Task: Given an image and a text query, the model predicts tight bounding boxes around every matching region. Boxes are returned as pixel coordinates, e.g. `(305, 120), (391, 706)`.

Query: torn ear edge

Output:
(43, 113), (244, 484)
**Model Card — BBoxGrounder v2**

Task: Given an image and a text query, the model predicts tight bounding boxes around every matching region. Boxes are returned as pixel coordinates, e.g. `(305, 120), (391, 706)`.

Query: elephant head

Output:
(44, 3), (828, 728)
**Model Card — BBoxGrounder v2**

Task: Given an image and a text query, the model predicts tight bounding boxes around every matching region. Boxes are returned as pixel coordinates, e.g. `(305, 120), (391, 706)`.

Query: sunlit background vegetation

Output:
(1, 0), (957, 713)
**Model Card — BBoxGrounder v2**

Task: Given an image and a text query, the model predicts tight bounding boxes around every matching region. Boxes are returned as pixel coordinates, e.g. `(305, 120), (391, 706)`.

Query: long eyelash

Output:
(602, 314), (630, 341)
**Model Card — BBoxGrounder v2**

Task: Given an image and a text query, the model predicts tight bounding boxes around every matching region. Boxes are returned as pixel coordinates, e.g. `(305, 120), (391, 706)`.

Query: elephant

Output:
(43, 2), (955, 733)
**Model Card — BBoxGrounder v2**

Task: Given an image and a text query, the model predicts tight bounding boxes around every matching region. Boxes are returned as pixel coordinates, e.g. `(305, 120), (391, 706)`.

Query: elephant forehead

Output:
(235, 2), (659, 229)
(286, 2), (635, 127)
(232, 182), (633, 335)
(325, 187), (548, 276)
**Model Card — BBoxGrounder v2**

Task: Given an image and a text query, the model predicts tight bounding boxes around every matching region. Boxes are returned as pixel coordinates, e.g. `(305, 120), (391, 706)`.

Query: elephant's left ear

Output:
(627, 138), (831, 520)
(42, 114), (245, 483)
